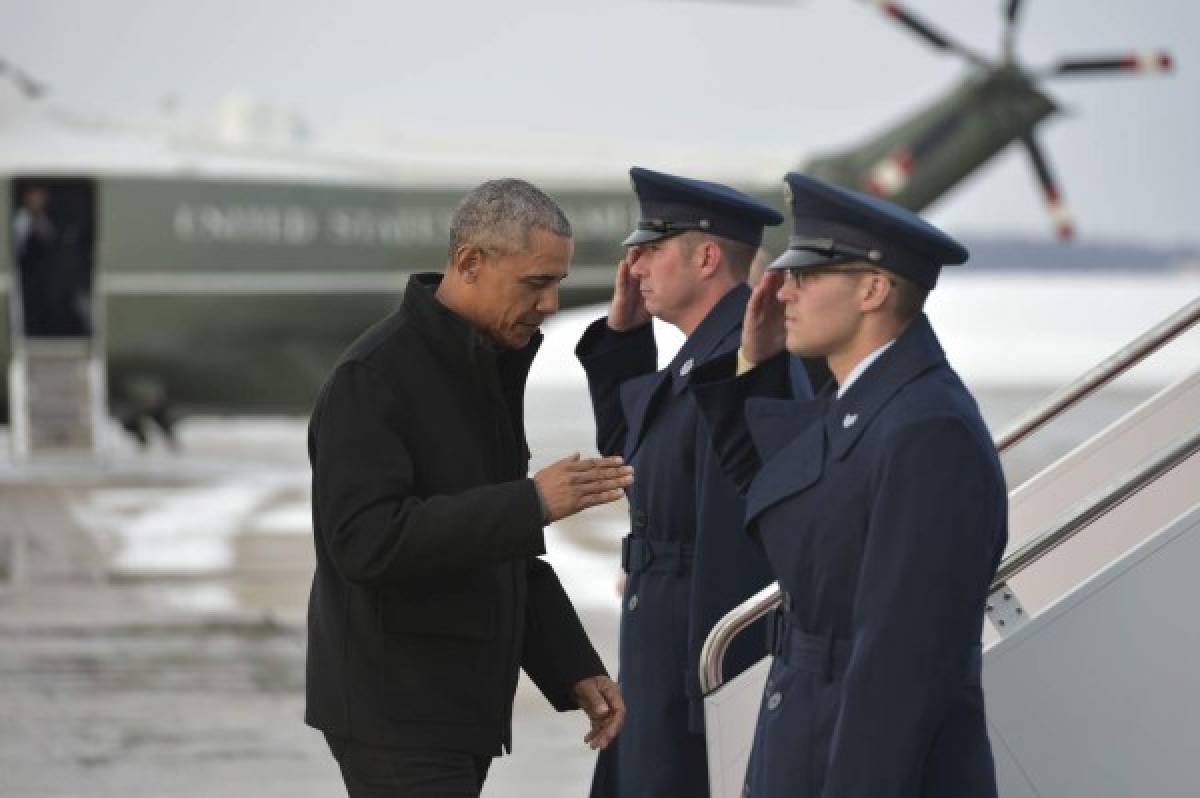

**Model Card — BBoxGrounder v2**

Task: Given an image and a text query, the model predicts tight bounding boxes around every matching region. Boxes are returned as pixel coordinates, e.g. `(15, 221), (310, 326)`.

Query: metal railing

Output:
(991, 425), (1200, 590)
(699, 294), (1200, 695)
(994, 296), (1200, 451)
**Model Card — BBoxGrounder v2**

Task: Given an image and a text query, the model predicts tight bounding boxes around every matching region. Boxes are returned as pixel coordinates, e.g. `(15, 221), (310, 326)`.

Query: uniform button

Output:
(628, 594), (639, 611)
(767, 691), (782, 711)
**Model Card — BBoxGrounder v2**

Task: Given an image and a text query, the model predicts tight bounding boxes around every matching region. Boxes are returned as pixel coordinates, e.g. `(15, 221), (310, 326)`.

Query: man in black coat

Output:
(576, 167), (794, 797)
(692, 173), (1007, 797)
(307, 179), (629, 797)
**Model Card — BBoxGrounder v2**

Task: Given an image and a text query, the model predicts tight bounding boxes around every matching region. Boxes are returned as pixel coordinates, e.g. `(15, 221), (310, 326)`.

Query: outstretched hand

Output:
(741, 270), (787, 365)
(607, 247), (651, 332)
(572, 674), (626, 751)
(533, 454), (633, 523)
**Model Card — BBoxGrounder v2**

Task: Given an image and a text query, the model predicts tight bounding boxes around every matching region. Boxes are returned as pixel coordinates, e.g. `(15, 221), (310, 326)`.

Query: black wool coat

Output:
(305, 273), (605, 756)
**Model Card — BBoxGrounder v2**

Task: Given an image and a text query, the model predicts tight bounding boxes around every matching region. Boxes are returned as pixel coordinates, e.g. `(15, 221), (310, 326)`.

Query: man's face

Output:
(627, 235), (701, 325)
(473, 228), (572, 349)
(776, 266), (869, 357)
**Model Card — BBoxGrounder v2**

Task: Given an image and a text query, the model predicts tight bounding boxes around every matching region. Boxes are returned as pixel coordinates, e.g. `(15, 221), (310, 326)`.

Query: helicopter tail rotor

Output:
(1021, 134), (1074, 240)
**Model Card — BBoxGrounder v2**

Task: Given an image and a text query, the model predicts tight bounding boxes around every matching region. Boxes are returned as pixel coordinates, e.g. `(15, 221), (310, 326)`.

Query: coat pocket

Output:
(378, 586), (497, 641)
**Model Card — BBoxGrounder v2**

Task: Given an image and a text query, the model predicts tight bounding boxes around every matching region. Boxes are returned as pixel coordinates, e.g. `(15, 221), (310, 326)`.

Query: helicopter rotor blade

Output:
(1047, 51), (1173, 77)
(1004, 0), (1023, 25)
(862, 1), (988, 66)
(1021, 134), (1074, 241)
(0, 56), (46, 98)
(1001, 0), (1023, 60)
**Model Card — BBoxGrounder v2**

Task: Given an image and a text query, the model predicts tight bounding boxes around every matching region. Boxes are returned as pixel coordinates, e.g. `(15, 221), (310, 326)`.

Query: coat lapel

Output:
(825, 314), (946, 461)
(667, 283), (750, 397)
(746, 416), (826, 525)
(621, 284), (751, 456)
(619, 370), (672, 459)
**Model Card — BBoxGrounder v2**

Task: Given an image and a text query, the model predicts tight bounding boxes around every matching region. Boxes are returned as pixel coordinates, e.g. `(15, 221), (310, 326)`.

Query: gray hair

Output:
(447, 178), (572, 258)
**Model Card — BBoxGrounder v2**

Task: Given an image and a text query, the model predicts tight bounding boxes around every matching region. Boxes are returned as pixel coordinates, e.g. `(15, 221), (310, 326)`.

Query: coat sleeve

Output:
(311, 360), (547, 587)
(821, 417), (1005, 797)
(689, 350), (792, 494)
(521, 557), (608, 711)
(575, 318), (657, 456)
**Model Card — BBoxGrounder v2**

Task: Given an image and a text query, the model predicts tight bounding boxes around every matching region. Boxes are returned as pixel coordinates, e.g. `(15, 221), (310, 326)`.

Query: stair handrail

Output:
(995, 295), (1200, 451)
(991, 424), (1200, 591)
(699, 294), (1200, 695)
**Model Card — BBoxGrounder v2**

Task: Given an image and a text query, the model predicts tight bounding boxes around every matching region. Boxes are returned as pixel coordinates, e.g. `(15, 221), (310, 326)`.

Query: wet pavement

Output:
(0, 575), (619, 797)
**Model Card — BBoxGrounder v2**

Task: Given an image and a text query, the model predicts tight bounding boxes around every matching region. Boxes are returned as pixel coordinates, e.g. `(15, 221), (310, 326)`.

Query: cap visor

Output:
(623, 228), (671, 246)
(766, 248), (852, 272)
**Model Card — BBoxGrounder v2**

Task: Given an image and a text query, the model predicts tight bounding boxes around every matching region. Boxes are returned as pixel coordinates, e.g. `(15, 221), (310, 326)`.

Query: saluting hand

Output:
(607, 248), (651, 332)
(572, 674), (626, 751)
(741, 270), (787, 365)
(534, 454), (634, 523)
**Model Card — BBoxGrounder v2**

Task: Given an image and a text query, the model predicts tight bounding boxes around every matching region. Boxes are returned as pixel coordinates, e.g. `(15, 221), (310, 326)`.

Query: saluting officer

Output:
(691, 173), (1008, 797)
(576, 167), (801, 797)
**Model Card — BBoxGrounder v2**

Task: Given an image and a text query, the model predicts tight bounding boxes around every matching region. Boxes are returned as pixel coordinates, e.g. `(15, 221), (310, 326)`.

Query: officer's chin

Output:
(786, 333), (822, 359)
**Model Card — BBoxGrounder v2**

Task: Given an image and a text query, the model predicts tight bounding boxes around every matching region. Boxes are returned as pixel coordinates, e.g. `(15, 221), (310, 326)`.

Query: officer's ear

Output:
(859, 268), (893, 313)
(694, 238), (722, 279)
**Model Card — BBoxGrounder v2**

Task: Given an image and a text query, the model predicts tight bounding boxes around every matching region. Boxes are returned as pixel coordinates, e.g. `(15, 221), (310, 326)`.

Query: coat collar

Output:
(665, 282), (751, 396)
(824, 313), (945, 461)
(402, 272), (542, 392)
(619, 283), (751, 458)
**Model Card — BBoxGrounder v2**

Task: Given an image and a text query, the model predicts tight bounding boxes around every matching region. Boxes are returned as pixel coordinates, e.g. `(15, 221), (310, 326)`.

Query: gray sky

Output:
(3, 0), (1197, 245)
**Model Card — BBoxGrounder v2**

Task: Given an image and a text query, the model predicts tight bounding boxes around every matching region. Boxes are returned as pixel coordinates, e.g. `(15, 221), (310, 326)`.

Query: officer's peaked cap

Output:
(768, 172), (967, 290)
(623, 166), (784, 248)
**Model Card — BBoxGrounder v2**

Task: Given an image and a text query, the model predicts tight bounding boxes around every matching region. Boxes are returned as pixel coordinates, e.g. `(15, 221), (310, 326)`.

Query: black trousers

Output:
(325, 734), (493, 797)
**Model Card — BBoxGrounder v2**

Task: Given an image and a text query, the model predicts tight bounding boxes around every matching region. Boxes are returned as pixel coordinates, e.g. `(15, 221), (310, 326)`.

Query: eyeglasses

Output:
(783, 266), (897, 287)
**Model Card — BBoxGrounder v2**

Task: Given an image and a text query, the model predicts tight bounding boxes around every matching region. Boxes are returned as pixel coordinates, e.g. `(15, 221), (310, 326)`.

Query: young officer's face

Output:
(474, 228), (571, 349)
(627, 235), (702, 326)
(775, 265), (872, 357)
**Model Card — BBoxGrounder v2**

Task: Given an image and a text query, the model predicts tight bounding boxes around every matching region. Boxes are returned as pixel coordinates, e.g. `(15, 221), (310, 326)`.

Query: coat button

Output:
(767, 691), (782, 711)
(628, 594), (639, 611)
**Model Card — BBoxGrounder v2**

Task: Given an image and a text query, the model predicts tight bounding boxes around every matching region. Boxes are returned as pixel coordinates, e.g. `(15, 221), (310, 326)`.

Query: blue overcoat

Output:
(691, 315), (1007, 798)
(576, 284), (802, 797)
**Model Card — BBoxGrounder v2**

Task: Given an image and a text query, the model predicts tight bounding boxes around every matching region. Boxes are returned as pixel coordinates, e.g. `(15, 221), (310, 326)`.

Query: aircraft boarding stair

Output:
(8, 337), (105, 459)
(701, 296), (1200, 798)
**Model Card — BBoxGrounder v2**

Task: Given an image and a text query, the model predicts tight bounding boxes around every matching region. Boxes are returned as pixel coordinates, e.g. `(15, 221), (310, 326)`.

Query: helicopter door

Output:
(7, 177), (106, 458)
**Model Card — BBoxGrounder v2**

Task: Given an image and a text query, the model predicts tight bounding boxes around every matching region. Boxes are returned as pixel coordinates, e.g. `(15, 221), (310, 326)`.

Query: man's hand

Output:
(741, 270), (787, 365)
(572, 675), (626, 751)
(607, 248), (651, 332)
(534, 454), (633, 523)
